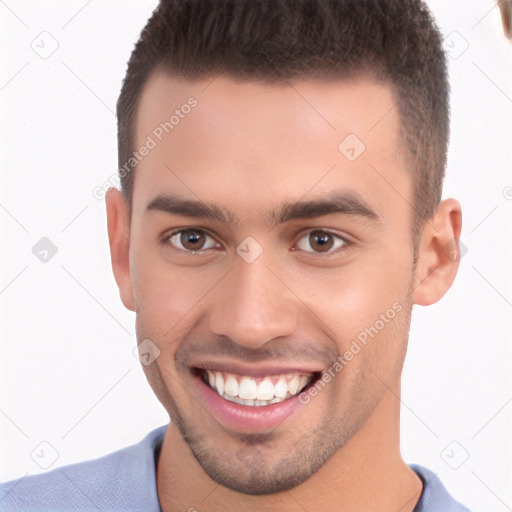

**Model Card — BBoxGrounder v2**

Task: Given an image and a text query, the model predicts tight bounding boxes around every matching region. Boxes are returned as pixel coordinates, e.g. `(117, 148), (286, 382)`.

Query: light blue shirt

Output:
(0, 425), (471, 511)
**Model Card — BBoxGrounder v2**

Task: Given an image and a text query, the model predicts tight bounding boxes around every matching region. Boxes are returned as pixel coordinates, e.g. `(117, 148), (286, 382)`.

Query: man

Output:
(0, 0), (471, 510)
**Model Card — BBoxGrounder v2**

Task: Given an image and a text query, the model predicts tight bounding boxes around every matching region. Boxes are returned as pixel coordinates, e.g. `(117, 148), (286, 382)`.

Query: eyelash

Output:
(159, 228), (350, 256)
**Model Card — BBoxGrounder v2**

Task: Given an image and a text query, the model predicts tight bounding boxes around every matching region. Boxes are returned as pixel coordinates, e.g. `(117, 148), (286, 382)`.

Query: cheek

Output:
(131, 249), (211, 335)
(289, 256), (413, 385)
(294, 261), (409, 340)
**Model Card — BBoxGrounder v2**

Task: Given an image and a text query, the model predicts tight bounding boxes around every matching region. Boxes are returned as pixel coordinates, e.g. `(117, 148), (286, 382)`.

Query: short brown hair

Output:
(117, 0), (449, 231)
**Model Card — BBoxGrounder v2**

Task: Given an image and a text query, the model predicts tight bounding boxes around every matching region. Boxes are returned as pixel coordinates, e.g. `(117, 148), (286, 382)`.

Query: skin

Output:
(106, 71), (462, 512)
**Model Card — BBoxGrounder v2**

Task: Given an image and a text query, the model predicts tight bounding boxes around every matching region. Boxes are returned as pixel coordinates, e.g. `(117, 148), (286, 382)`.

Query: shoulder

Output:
(0, 425), (167, 512)
(411, 464), (472, 512)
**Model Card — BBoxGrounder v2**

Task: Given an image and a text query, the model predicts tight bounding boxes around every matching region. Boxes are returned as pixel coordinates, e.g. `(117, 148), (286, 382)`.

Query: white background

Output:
(1, 1), (511, 511)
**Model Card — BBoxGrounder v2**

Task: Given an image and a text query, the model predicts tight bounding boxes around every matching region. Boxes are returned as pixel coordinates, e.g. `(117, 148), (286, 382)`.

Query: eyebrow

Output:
(145, 191), (380, 227)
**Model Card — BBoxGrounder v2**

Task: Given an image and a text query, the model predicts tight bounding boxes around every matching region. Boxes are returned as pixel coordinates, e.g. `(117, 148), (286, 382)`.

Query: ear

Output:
(412, 198), (463, 306)
(105, 187), (135, 311)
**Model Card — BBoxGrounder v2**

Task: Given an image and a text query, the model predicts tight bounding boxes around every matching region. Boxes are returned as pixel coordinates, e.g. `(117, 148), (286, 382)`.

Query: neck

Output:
(157, 379), (423, 512)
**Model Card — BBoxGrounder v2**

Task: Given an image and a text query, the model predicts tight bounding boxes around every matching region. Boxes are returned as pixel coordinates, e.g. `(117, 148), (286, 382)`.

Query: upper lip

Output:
(191, 359), (324, 377)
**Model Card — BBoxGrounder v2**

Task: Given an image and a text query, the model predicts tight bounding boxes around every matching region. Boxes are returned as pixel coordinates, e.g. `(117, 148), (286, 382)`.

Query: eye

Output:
(294, 229), (347, 254)
(163, 229), (221, 253)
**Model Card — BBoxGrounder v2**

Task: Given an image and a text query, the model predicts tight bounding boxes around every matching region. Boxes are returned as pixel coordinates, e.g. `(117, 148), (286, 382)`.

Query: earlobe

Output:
(412, 198), (462, 306)
(105, 187), (136, 311)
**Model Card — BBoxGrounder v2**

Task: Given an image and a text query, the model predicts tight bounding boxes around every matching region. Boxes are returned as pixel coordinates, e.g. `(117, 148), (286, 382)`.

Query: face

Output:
(119, 72), (419, 494)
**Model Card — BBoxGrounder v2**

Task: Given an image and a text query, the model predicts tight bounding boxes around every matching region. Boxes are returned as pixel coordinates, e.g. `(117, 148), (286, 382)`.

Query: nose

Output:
(209, 251), (298, 350)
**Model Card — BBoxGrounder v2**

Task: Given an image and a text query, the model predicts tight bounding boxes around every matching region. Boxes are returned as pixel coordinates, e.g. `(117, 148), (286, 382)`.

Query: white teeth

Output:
(256, 378), (274, 400)
(297, 375), (310, 394)
(224, 373), (239, 397)
(203, 370), (314, 406)
(274, 376), (288, 398)
(238, 377), (257, 400)
(215, 372), (224, 396)
(287, 375), (300, 395)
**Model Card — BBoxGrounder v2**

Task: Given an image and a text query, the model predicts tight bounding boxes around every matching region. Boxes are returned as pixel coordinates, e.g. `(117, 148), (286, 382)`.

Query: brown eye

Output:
(166, 229), (219, 252)
(309, 231), (334, 252)
(180, 230), (206, 250)
(295, 229), (346, 254)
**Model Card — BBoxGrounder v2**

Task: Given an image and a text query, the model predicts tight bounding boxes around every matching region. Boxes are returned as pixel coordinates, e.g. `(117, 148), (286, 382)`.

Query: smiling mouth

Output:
(197, 369), (319, 407)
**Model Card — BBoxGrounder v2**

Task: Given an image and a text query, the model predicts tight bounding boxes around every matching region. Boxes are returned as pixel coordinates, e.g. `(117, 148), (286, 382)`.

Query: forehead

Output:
(131, 71), (410, 224)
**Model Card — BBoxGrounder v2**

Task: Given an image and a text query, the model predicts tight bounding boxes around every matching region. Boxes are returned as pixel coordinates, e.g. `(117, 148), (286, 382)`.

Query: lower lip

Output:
(194, 373), (307, 434)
